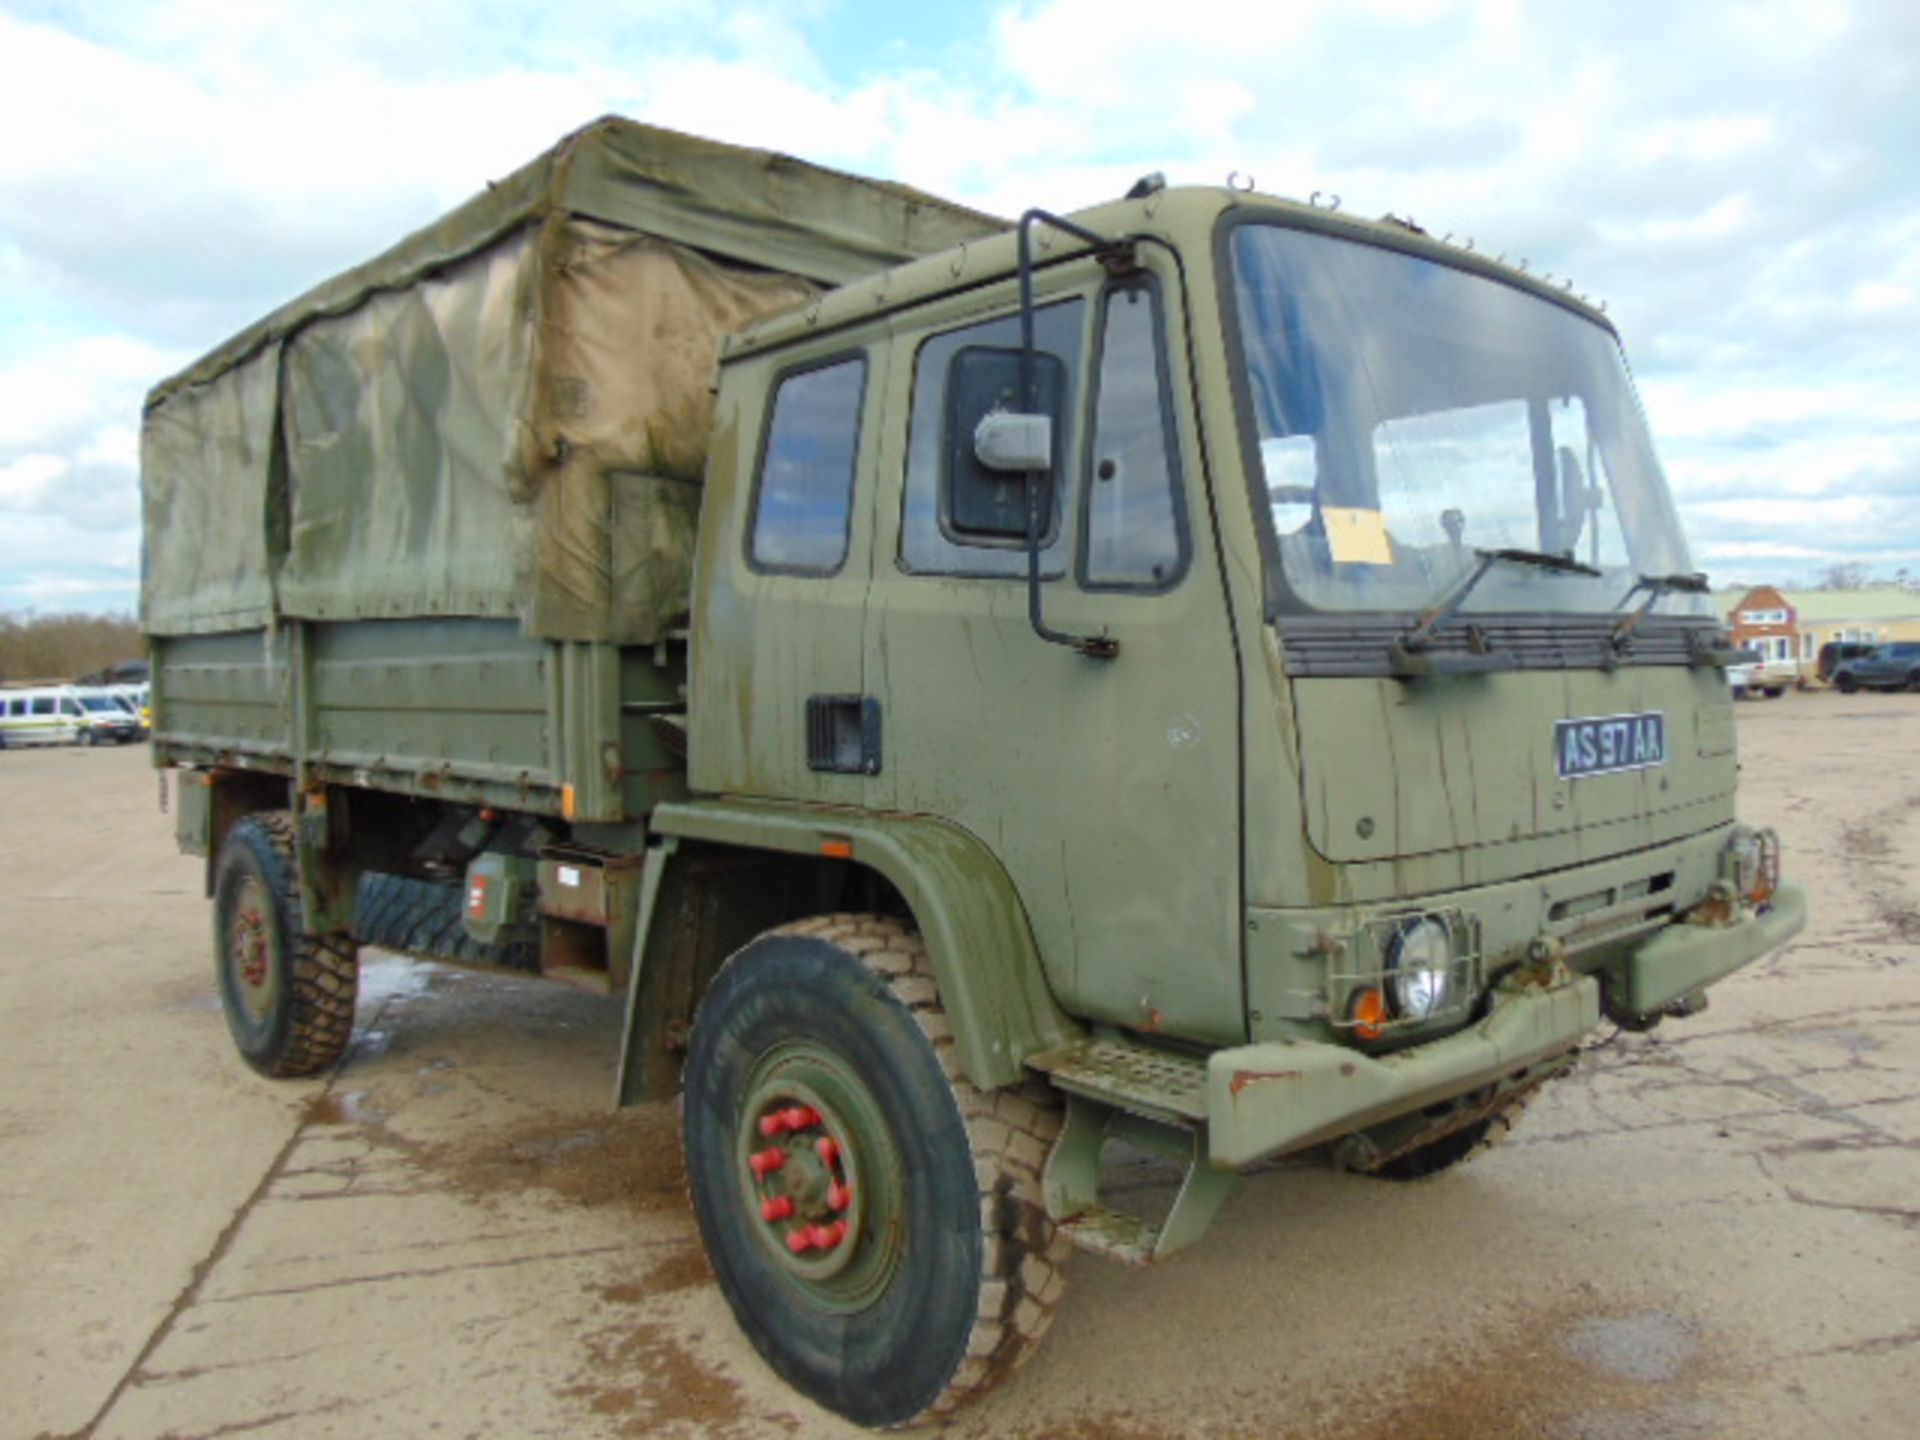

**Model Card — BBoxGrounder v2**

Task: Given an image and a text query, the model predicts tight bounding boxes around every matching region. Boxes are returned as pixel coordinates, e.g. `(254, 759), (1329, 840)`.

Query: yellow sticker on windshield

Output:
(1323, 507), (1393, 565)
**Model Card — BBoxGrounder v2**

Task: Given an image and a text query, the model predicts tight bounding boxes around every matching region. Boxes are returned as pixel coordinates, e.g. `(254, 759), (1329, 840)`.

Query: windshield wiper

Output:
(1390, 548), (1602, 676)
(1608, 571), (1710, 656)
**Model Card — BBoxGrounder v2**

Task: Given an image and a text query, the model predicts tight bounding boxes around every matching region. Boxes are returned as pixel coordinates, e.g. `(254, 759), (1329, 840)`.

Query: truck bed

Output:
(153, 619), (685, 823)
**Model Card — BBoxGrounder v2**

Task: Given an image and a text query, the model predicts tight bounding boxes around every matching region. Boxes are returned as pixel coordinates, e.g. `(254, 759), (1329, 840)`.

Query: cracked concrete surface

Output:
(3, 692), (1916, 1439)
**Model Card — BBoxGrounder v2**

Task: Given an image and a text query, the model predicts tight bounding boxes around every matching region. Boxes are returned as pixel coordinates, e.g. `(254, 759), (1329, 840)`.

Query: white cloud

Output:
(0, 0), (1915, 613)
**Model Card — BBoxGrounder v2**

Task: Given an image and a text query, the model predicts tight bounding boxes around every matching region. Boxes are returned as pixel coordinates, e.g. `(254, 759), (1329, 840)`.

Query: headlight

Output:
(1723, 827), (1781, 907)
(1385, 916), (1455, 1021)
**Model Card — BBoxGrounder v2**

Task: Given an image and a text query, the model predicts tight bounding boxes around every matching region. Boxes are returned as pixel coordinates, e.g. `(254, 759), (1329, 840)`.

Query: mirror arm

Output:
(1017, 208), (1121, 661)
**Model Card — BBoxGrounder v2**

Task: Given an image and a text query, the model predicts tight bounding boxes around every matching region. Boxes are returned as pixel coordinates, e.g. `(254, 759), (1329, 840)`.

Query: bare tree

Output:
(1820, 561), (1870, 591)
(0, 613), (145, 683)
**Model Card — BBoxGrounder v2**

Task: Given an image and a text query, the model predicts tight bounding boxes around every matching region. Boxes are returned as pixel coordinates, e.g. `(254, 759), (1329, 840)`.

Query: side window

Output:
(749, 356), (866, 575)
(1083, 282), (1187, 589)
(32, 697), (54, 716)
(902, 299), (1087, 577)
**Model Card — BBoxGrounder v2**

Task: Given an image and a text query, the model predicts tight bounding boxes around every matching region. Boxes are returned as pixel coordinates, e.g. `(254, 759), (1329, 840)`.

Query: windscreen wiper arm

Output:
(1608, 571), (1710, 654)
(1394, 547), (1602, 667)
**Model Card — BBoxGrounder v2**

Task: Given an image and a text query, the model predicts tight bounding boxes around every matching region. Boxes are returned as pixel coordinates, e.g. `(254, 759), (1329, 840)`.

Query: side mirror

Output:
(973, 410), (1053, 474)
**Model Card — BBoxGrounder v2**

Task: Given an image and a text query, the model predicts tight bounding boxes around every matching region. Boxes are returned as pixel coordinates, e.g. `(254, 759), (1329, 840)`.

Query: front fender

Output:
(646, 798), (1080, 1088)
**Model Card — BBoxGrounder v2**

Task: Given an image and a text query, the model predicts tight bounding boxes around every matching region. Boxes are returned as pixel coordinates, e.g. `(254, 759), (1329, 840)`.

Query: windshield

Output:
(1229, 222), (1708, 620)
(79, 696), (122, 713)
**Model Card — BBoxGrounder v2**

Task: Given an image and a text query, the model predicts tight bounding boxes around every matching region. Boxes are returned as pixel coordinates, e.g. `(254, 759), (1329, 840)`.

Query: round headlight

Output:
(1725, 830), (1763, 899)
(1385, 917), (1454, 1021)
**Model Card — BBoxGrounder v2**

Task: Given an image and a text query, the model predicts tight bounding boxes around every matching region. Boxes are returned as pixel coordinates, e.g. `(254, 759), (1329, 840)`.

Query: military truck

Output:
(145, 117), (1805, 1426)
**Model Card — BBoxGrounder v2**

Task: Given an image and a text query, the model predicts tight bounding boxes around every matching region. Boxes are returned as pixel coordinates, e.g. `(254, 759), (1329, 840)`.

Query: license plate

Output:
(1555, 711), (1667, 780)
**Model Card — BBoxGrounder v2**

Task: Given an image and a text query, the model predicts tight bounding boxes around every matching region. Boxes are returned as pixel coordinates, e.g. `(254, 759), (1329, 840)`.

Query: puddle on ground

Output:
(355, 953), (449, 1007)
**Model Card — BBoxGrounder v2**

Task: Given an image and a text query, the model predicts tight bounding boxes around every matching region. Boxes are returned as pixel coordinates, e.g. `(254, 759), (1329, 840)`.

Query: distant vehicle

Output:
(72, 688), (144, 745)
(0, 684), (139, 747)
(105, 687), (151, 739)
(1831, 642), (1920, 694)
(1727, 658), (1792, 699)
(1816, 641), (1878, 685)
(0, 686), (85, 747)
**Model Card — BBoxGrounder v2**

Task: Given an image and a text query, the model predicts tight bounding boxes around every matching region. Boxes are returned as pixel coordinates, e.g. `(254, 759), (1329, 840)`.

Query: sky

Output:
(1, 0), (1915, 614)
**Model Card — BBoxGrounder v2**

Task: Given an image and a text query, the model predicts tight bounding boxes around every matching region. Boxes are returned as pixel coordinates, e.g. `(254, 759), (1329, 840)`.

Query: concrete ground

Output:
(3, 693), (1916, 1440)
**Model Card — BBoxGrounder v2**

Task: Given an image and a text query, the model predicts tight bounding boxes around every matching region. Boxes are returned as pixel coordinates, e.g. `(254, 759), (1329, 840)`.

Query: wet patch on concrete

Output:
(438, 1104), (687, 1215)
(1563, 1310), (1697, 1384)
(561, 1318), (752, 1438)
(1266, 1302), (1722, 1440)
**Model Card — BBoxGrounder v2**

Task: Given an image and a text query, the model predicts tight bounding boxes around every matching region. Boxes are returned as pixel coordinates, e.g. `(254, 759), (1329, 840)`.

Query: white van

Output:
(0, 686), (85, 747)
(73, 687), (144, 744)
(0, 685), (143, 747)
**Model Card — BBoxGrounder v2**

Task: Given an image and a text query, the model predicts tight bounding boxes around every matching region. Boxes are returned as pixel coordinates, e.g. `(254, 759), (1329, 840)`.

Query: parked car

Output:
(1831, 642), (1920, 693)
(1727, 658), (1792, 699)
(1816, 641), (1878, 685)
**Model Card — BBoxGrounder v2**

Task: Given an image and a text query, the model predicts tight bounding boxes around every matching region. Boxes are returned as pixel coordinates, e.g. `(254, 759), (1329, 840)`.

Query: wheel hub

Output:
(226, 876), (278, 1021)
(735, 1048), (905, 1309)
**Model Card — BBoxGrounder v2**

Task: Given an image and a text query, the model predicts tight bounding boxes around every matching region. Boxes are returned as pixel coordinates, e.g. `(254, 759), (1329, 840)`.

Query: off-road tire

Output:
(353, 870), (540, 972)
(213, 812), (358, 1077)
(1837, 674), (1859, 694)
(1358, 1088), (1536, 1182)
(682, 914), (1067, 1427)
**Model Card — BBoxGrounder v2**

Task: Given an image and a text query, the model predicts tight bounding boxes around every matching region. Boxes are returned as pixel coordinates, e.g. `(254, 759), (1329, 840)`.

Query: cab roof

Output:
(718, 185), (1614, 364)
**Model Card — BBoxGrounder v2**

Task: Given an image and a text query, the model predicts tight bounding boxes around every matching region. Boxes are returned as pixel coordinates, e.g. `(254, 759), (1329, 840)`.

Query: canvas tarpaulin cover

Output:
(142, 117), (1005, 640)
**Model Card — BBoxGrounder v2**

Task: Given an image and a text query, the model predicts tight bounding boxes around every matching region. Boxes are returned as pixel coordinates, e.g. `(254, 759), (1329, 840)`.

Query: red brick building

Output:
(1726, 584), (1799, 677)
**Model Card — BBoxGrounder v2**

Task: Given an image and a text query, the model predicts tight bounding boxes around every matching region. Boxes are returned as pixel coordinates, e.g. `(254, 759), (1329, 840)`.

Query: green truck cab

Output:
(147, 120), (1803, 1426)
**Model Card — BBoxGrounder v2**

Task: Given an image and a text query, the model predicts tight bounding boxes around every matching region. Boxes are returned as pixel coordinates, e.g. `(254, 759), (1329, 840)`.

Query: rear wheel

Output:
(78, 727), (96, 747)
(1837, 674), (1859, 694)
(682, 914), (1067, 1426)
(213, 812), (358, 1077)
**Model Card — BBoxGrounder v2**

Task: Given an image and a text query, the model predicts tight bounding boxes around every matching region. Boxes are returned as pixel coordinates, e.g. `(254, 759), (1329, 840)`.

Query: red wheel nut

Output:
(784, 1105), (820, 1131)
(749, 1147), (786, 1179)
(828, 1181), (852, 1212)
(815, 1136), (840, 1165)
(810, 1221), (847, 1250)
(786, 1228), (815, 1254)
(760, 1195), (794, 1222)
(758, 1112), (789, 1138)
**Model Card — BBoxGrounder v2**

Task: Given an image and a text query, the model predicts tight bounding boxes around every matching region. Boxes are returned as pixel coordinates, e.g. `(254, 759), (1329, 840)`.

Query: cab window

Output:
(749, 355), (867, 575)
(1082, 281), (1187, 589)
(901, 299), (1087, 578)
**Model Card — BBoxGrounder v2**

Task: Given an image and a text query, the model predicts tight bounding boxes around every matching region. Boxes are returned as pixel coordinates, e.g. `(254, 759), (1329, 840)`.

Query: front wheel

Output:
(213, 812), (358, 1077)
(682, 915), (1067, 1427)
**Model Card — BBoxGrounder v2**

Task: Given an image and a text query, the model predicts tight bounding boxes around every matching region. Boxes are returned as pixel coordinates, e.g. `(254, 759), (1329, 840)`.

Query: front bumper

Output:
(1206, 971), (1597, 1167)
(1204, 882), (1806, 1169)
(1619, 881), (1805, 1014)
